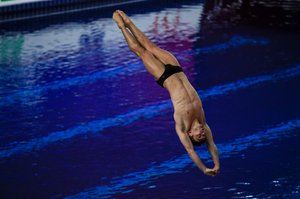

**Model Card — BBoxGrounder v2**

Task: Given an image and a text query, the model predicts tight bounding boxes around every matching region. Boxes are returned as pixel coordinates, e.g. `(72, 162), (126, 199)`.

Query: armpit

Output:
(175, 123), (186, 134)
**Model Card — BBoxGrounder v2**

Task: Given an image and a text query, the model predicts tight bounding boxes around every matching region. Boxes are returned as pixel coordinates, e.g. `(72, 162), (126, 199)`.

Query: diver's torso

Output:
(164, 72), (206, 132)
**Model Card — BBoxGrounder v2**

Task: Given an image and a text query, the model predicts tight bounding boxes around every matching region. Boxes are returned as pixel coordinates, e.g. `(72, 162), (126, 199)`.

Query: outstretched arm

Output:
(175, 124), (217, 176)
(205, 124), (220, 174)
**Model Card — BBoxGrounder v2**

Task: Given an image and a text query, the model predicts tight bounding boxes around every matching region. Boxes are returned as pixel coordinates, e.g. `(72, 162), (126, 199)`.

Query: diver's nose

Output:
(201, 127), (205, 133)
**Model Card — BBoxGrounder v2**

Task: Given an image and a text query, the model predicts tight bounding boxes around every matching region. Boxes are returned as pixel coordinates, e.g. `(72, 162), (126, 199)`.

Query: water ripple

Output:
(0, 64), (299, 159)
(0, 35), (270, 106)
(64, 119), (300, 199)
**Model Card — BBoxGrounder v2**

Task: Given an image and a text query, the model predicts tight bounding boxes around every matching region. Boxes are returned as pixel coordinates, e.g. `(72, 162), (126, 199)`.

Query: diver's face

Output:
(189, 123), (206, 142)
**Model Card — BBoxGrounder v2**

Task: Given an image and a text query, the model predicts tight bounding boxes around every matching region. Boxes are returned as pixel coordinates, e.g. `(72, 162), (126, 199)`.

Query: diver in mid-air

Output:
(113, 10), (220, 176)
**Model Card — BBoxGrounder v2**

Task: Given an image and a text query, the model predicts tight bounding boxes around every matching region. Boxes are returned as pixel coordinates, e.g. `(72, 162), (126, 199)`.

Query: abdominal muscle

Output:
(164, 73), (205, 131)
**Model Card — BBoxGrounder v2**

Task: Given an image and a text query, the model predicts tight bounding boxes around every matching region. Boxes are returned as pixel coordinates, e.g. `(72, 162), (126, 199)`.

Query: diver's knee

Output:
(129, 42), (140, 51)
(129, 43), (144, 56)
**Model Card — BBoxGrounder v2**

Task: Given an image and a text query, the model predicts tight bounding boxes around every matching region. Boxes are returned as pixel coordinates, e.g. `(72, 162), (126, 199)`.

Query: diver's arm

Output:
(205, 124), (220, 173)
(175, 124), (215, 176)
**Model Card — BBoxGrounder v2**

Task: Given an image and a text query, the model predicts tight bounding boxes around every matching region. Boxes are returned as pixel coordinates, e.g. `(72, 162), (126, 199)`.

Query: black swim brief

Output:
(156, 64), (183, 87)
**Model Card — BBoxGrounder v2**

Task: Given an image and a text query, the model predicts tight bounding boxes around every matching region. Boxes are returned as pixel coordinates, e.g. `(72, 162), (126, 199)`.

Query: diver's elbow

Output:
(185, 147), (195, 155)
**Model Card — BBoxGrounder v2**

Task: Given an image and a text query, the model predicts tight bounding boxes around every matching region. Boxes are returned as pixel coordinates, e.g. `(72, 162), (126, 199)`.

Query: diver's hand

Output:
(212, 165), (220, 175)
(204, 168), (218, 177)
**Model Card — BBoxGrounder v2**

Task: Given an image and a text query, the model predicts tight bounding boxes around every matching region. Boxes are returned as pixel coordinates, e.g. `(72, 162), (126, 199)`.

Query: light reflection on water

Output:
(0, 1), (300, 199)
(0, 5), (203, 91)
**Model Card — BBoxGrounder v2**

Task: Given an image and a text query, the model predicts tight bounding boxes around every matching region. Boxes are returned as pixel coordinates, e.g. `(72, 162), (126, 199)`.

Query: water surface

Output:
(0, 1), (300, 198)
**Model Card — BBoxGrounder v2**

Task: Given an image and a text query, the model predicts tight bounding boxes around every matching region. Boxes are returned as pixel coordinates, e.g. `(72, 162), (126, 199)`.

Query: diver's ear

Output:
(187, 130), (192, 136)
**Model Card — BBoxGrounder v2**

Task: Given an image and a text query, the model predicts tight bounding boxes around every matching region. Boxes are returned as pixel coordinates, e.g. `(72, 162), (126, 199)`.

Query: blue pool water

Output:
(1, 1), (300, 198)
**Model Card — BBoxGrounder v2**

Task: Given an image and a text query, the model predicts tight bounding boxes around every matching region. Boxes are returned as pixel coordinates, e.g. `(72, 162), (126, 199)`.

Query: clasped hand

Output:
(203, 166), (219, 177)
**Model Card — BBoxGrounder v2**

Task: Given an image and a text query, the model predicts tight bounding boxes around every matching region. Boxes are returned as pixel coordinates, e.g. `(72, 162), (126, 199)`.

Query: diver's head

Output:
(188, 120), (207, 146)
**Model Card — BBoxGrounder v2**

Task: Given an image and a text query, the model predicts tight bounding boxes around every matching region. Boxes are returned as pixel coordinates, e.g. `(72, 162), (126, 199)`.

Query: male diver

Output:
(113, 10), (220, 176)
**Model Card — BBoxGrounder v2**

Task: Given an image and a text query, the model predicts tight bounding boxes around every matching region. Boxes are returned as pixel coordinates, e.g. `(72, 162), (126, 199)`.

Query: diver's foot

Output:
(116, 10), (132, 26)
(112, 11), (125, 29)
